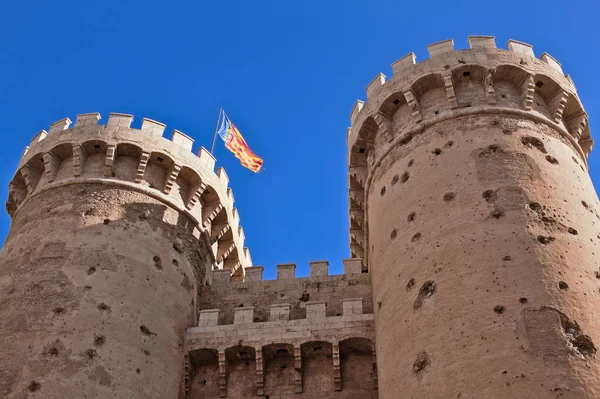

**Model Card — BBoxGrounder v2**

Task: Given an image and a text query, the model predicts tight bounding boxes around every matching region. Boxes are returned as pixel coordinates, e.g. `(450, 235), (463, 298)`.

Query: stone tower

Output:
(347, 36), (598, 398)
(0, 113), (251, 398)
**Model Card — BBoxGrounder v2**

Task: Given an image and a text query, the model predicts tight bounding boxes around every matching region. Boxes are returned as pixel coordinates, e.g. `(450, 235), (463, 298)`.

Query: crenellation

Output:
(467, 35), (496, 49)
(244, 266), (263, 281)
(48, 117), (72, 134)
(309, 260), (329, 277)
(427, 38), (454, 57)
(277, 263), (296, 279)
(306, 301), (327, 319)
(198, 309), (220, 327)
(350, 100), (364, 125)
(506, 39), (535, 57)
(172, 129), (194, 151)
(391, 52), (416, 75)
(540, 52), (563, 74)
(197, 147), (216, 171)
(365, 73), (386, 98)
(74, 112), (100, 127)
(107, 112), (133, 127)
(233, 306), (254, 324)
(29, 130), (47, 147)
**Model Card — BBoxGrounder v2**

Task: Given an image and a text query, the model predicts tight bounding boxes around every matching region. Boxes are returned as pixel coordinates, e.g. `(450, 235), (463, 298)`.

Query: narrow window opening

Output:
(463, 71), (471, 77)
(535, 81), (544, 88)
(157, 157), (164, 162)
(94, 144), (101, 150)
(358, 148), (365, 154)
(392, 99), (400, 105)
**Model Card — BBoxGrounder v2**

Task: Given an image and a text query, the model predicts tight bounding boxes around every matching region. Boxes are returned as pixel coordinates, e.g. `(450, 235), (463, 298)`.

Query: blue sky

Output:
(1, 0), (598, 279)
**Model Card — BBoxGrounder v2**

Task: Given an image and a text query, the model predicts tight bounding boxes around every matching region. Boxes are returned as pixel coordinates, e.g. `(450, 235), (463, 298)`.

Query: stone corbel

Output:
(441, 71), (458, 108)
(255, 348), (264, 396)
(483, 68), (496, 104)
(218, 349), (227, 398)
(372, 112), (394, 143)
(186, 181), (207, 210)
(521, 75), (535, 111)
(547, 91), (569, 124)
(333, 342), (342, 391)
(72, 144), (87, 177)
(566, 113), (588, 141)
(135, 151), (151, 183)
(403, 90), (422, 122)
(294, 345), (303, 393)
(163, 163), (182, 194)
(104, 144), (117, 177)
(42, 152), (59, 183)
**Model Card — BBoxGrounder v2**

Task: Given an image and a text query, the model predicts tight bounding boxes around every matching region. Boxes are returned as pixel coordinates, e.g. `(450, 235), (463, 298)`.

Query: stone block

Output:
(342, 298), (363, 316)
(277, 263), (296, 279)
(366, 73), (386, 98)
(467, 36), (496, 49)
(172, 129), (194, 151)
(198, 309), (219, 327)
(197, 147), (216, 171)
(107, 113), (133, 127)
(49, 117), (72, 134)
(507, 39), (535, 57)
(244, 266), (263, 282)
(343, 258), (362, 274)
(391, 53), (416, 75)
(140, 118), (166, 137)
(30, 130), (47, 147)
(269, 304), (290, 321)
(74, 113), (100, 127)
(306, 301), (326, 319)
(427, 39), (454, 57)
(234, 307), (254, 324)
(309, 260), (329, 277)
(213, 269), (231, 284)
(540, 53), (563, 74)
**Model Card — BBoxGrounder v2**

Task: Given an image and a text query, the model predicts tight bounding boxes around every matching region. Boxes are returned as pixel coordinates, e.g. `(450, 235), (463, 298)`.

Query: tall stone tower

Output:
(0, 113), (250, 398)
(347, 37), (598, 398)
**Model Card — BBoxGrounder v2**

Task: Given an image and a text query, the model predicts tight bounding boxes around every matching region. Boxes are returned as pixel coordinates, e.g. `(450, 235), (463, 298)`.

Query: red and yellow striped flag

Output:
(216, 110), (263, 173)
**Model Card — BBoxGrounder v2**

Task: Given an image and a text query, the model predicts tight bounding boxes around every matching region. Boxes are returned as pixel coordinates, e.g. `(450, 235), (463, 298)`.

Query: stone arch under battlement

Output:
(6, 112), (252, 279)
(345, 36), (592, 270)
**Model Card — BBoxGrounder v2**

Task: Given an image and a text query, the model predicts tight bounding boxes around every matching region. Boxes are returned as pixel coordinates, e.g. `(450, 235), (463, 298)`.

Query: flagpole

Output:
(210, 108), (223, 154)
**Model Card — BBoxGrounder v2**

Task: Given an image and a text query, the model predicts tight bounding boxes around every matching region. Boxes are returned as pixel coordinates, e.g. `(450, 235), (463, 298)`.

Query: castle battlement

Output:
(7, 112), (251, 280)
(346, 36), (592, 268)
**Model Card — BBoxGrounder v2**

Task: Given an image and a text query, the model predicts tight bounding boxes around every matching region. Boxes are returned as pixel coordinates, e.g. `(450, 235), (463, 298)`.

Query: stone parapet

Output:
(346, 36), (592, 269)
(6, 113), (252, 280)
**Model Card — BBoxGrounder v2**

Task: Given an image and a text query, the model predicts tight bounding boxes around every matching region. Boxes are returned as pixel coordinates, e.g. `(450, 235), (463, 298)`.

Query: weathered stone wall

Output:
(348, 36), (598, 398)
(186, 260), (376, 398)
(0, 184), (208, 398)
(1, 113), (252, 398)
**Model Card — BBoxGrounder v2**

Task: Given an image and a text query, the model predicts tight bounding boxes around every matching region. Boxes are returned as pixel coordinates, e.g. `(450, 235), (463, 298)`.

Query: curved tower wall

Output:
(0, 113), (251, 398)
(348, 37), (599, 398)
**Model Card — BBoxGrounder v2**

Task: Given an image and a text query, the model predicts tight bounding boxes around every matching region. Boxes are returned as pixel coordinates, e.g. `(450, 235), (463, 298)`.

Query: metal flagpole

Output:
(210, 108), (223, 154)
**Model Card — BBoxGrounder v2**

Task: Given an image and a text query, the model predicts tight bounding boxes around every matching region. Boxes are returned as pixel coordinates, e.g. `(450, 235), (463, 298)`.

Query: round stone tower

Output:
(0, 113), (251, 398)
(347, 36), (598, 398)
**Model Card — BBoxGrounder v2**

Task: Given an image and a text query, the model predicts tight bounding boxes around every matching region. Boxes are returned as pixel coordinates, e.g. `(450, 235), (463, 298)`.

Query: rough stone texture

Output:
(3, 36), (599, 399)
(349, 37), (598, 398)
(0, 184), (208, 398)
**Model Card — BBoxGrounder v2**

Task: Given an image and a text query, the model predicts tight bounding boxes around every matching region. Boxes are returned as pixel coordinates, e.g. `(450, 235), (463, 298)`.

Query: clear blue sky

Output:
(1, 0), (598, 279)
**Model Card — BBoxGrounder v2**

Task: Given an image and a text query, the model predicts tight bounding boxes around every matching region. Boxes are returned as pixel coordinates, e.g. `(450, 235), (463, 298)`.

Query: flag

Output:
(216, 110), (263, 173)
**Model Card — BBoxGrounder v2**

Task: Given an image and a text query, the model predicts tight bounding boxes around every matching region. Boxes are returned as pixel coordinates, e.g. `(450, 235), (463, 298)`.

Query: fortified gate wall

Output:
(185, 259), (376, 399)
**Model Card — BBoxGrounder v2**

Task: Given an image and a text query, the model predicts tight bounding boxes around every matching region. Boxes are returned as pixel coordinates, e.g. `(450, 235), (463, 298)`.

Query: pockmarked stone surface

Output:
(1, 35), (599, 399)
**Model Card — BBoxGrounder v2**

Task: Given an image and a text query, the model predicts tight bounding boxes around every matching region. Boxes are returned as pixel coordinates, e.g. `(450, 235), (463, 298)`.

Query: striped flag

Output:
(216, 110), (263, 173)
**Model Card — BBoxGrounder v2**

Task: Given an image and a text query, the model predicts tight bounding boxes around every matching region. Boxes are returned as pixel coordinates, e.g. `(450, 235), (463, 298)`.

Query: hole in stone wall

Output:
(413, 280), (435, 310)
(411, 232), (422, 242)
(463, 71), (471, 77)
(406, 278), (415, 290)
(568, 227), (578, 235)
(558, 281), (569, 291)
(432, 148), (442, 155)
(535, 81), (544, 88)
(407, 159), (414, 167)
(412, 352), (430, 374)
(94, 144), (101, 150)
(407, 212), (416, 222)
(443, 192), (455, 202)
(545, 155), (559, 164)
(390, 229), (397, 240)
(391, 175), (399, 185)
(359, 148), (365, 154)
(380, 186), (386, 196)
(157, 157), (164, 162)
(401, 172), (410, 183)
(482, 190), (496, 202)
(537, 235), (555, 244)
(520, 297), (528, 304)
(494, 305), (505, 314)
(393, 99), (400, 105)
(94, 335), (106, 347)
(28, 381), (41, 392)
(521, 136), (547, 153)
